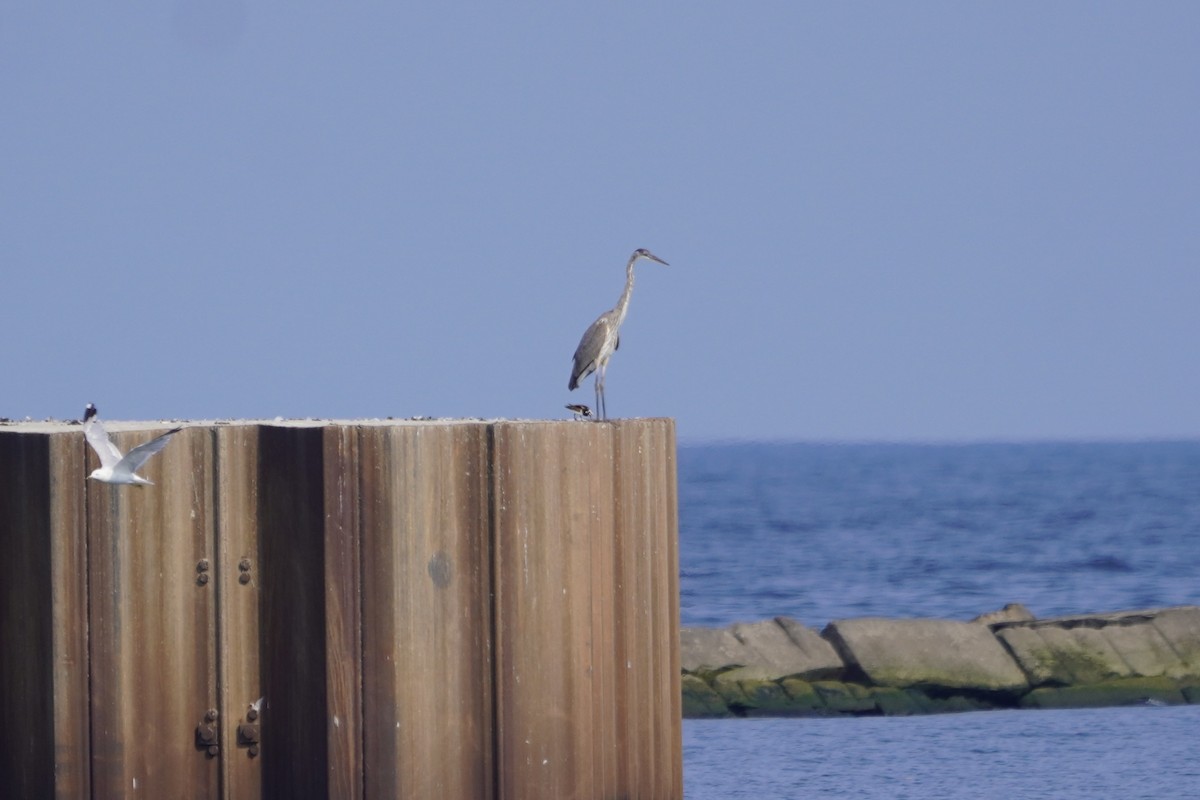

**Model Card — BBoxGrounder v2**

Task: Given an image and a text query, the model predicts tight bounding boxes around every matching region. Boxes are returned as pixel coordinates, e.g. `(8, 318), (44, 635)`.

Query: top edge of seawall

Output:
(0, 417), (677, 434)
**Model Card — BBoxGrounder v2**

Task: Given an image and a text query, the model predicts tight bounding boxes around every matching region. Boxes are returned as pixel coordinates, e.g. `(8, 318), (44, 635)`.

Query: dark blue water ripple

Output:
(679, 441), (1200, 627)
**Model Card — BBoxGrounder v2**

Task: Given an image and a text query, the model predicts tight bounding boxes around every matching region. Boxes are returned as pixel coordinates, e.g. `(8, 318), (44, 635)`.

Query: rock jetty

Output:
(681, 605), (1200, 717)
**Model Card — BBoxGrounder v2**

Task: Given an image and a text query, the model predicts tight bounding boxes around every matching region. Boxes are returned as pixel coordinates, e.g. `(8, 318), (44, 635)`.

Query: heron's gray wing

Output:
(83, 417), (124, 468)
(119, 427), (183, 473)
(569, 314), (612, 389)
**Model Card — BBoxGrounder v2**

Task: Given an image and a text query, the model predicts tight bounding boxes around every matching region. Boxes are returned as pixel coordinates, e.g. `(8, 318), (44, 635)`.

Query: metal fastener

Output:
(237, 723), (260, 744)
(197, 559), (210, 573)
(238, 573), (251, 585)
(197, 573), (210, 585)
(238, 558), (252, 572)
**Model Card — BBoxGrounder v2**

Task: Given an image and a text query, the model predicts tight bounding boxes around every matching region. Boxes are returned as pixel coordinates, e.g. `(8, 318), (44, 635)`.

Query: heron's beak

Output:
(648, 253), (669, 266)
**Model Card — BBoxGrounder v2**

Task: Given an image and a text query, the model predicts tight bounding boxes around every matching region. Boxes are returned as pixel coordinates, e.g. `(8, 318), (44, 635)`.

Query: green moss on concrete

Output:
(682, 631), (1200, 718)
(695, 673), (833, 717)
(1023, 643), (1124, 686)
(1019, 676), (1185, 710)
(739, 679), (801, 717)
(681, 674), (731, 718)
(913, 692), (996, 714)
(710, 671), (752, 710)
(812, 681), (877, 713)
(867, 686), (996, 715)
(869, 687), (923, 716)
(779, 678), (824, 712)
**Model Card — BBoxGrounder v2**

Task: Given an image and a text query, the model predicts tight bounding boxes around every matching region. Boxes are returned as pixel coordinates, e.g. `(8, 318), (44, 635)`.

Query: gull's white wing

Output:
(83, 416), (124, 469)
(118, 427), (183, 474)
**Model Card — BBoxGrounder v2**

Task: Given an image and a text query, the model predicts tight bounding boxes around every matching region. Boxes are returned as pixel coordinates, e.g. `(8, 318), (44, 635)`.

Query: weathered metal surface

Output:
(492, 419), (682, 800)
(492, 420), (615, 799)
(254, 425), (331, 797)
(0, 418), (682, 800)
(0, 431), (92, 798)
(612, 419), (683, 798)
(86, 425), (219, 797)
(50, 432), (93, 799)
(0, 432), (55, 796)
(213, 425), (263, 797)
(322, 425), (364, 800)
(360, 422), (493, 799)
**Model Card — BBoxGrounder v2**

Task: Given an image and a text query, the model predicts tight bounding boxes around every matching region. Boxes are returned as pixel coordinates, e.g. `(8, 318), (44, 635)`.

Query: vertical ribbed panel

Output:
(491, 419), (681, 799)
(360, 422), (494, 799)
(85, 426), (219, 798)
(213, 425), (263, 798)
(321, 424), (364, 799)
(492, 420), (619, 799)
(0, 433), (56, 796)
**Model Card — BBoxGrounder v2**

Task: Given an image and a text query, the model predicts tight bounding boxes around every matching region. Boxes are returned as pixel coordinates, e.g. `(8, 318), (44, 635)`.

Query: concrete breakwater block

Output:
(680, 617), (842, 681)
(680, 627), (752, 673)
(822, 617), (1029, 692)
(681, 606), (1200, 719)
(993, 606), (1200, 686)
(1155, 606), (1200, 670)
(971, 602), (1036, 626)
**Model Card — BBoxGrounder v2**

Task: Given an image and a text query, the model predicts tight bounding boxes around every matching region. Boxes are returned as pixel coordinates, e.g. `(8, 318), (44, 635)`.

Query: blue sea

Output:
(678, 441), (1200, 799)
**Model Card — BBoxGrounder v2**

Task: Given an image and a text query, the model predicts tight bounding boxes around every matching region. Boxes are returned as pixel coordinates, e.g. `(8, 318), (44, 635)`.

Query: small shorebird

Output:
(565, 403), (593, 420)
(568, 248), (669, 420)
(83, 403), (182, 485)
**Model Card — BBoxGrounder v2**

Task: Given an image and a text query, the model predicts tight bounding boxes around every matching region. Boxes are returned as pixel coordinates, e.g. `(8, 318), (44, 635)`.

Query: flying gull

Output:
(83, 403), (182, 485)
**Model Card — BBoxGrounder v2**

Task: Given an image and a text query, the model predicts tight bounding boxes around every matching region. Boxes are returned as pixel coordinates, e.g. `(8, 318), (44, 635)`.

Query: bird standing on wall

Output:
(565, 403), (593, 420)
(83, 403), (182, 485)
(568, 248), (669, 420)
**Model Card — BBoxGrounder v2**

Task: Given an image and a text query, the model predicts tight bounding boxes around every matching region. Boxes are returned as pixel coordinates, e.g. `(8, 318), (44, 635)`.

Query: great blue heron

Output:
(83, 403), (182, 485)
(568, 248), (669, 420)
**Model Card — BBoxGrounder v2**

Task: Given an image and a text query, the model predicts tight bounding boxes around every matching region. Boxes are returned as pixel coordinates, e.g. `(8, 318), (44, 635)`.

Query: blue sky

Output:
(3, 3), (1197, 442)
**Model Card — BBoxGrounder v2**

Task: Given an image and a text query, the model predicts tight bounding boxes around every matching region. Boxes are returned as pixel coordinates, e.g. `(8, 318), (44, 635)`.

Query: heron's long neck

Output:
(613, 258), (636, 326)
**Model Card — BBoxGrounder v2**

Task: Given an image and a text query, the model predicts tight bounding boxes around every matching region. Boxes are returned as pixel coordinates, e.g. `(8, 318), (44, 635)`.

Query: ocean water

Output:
(677, 441), (1200, 799)
(684, 705), (1200, 799)
(680, 441), (1200, 628)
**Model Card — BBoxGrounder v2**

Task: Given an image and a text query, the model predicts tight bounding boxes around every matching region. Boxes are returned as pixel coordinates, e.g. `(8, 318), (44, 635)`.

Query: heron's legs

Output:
(596, 364), (608, 421)
(594, 373), (604, 420)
